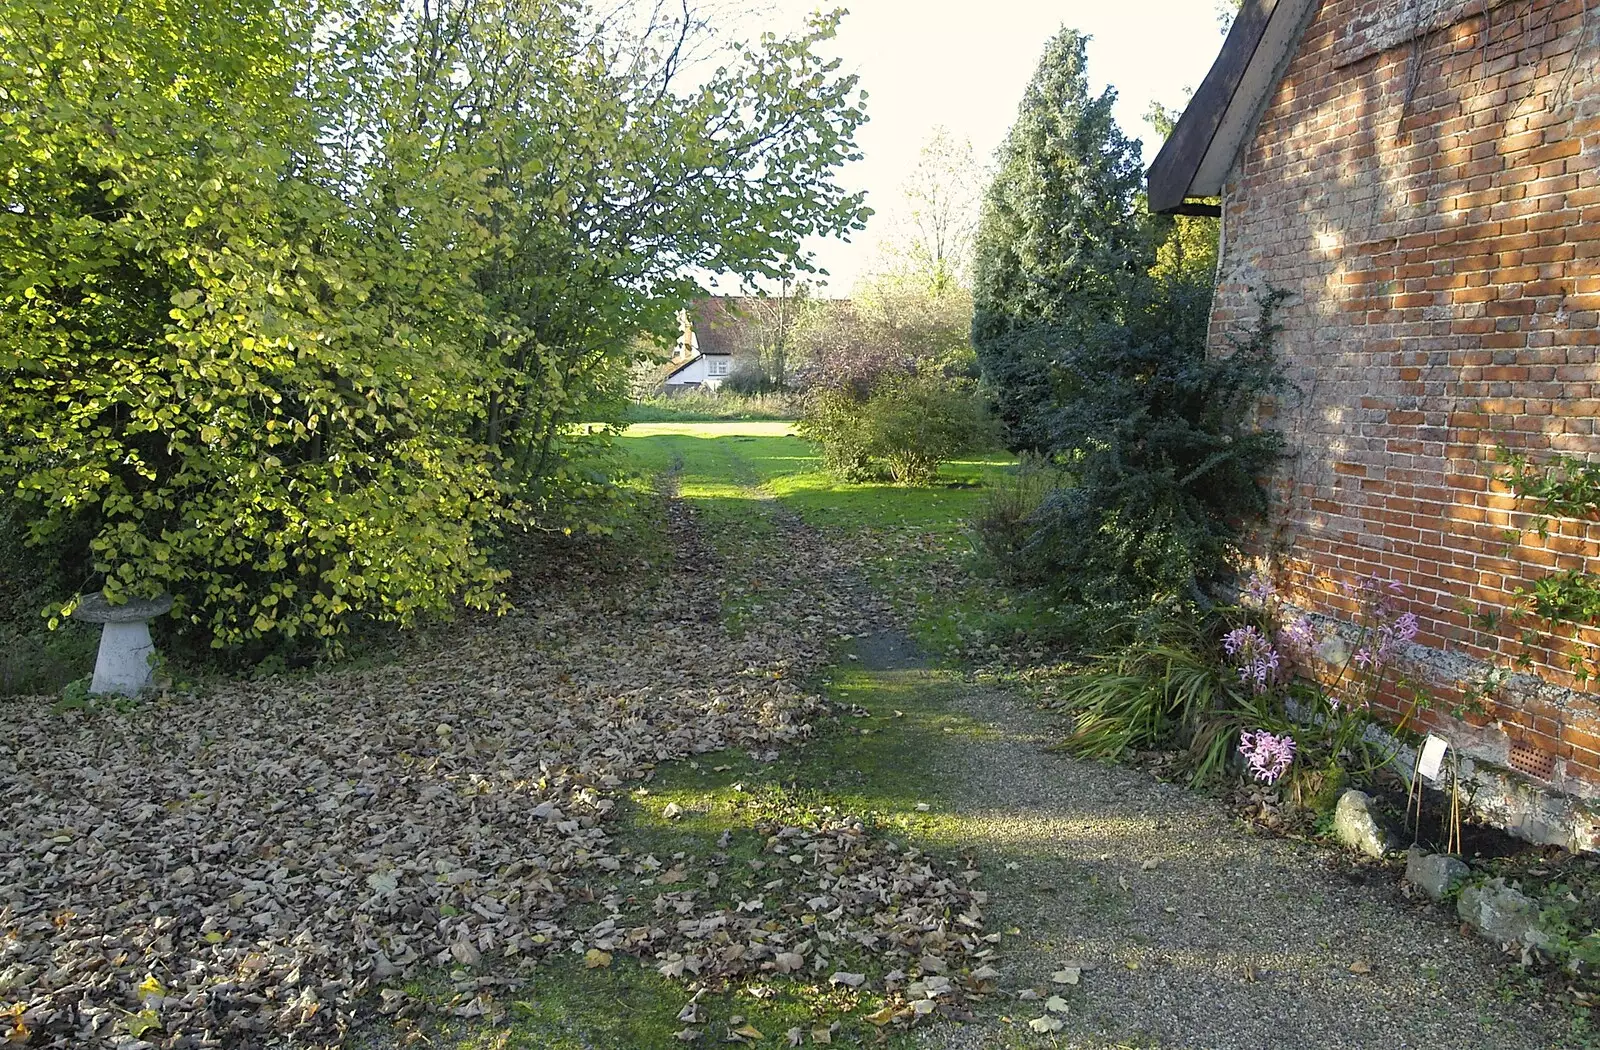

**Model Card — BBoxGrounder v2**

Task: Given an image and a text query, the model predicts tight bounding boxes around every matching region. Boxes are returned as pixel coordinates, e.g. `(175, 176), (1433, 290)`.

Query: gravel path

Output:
(890, 661), (1564, 1049)
(727, 439), (1566, 1050)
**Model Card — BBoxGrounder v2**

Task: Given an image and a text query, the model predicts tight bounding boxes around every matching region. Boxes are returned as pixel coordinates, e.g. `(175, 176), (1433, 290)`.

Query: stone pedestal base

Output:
(71, 592), (173, 697)
(90, 620), (158, 696)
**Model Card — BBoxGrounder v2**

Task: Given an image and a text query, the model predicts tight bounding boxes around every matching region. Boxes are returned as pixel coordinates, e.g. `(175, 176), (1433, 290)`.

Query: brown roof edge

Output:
(1146, 0), (1286, 214)
(689, 296), (756, 357)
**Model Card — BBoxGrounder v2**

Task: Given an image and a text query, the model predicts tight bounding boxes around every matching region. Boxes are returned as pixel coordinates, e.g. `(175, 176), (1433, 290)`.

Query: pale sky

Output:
(746, 1), (1231, 291)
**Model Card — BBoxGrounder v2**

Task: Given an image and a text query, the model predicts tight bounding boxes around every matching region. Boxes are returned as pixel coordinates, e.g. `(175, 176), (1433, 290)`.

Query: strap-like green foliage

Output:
(0, 0), (867, 648)
(1047, 622), (1260, 785)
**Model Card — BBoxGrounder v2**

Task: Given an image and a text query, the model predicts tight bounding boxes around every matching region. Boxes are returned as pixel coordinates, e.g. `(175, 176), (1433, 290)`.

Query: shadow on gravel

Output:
(852, 630), (931, 672)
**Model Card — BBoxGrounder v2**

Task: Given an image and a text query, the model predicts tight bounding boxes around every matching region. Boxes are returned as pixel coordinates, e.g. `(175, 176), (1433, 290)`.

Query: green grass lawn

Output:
(615, 420), (1074, 664)
(618, 419), (1015, 531)
(618, 422), (1055, 654)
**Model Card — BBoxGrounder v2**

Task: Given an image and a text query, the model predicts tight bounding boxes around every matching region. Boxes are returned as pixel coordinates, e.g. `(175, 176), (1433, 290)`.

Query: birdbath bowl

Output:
(70, 592), (174, 696)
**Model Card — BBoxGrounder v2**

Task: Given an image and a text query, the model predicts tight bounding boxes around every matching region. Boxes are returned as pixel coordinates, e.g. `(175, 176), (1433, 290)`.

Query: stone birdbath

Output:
(70, 591), (174, 695)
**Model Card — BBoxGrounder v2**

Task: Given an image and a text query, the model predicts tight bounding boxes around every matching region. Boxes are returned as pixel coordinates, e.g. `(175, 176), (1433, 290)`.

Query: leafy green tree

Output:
(876, 127), (983, 296)
(0, 0), (505, 649)
(0, 0), (868, 651)
(970, 27), (1147, 451)
(797, 127), (981, 393)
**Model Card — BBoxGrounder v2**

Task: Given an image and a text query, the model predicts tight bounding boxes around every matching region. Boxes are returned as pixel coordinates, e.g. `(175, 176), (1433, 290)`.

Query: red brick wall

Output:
(1211, 0), (1600, 794)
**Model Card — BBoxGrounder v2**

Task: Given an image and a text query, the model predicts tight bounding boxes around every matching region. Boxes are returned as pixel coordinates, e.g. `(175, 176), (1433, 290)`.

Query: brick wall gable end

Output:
(1336, 0), (1517, 67)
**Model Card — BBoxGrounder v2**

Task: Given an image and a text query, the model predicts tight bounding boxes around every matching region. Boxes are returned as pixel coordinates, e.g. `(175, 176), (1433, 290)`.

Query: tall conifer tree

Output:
(970, 28), (1146, 451)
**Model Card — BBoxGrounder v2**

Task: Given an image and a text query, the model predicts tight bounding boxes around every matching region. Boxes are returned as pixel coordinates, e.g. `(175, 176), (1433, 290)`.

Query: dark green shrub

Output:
(968, 22), (1264, 638)
(797, 373), (992, 484)
(1039, 292), (1282, 612)
(973, 290), (1285, 637)
(970, 455), (1072, 583)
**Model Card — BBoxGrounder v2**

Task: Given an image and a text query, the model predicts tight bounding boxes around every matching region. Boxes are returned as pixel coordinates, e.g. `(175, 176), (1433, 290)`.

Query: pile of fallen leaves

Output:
(0, 496), (987, 1047)
(573, 817), (993, 1041)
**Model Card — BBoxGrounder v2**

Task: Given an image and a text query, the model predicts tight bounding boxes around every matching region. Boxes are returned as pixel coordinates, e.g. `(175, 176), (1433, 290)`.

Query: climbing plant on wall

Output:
(1495, 447), (1600, 682)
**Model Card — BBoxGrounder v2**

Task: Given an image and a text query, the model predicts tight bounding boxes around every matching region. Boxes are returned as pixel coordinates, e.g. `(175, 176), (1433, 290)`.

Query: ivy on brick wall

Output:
(1498, 449), (1600, 527)
(1495, 447), (1600, 680)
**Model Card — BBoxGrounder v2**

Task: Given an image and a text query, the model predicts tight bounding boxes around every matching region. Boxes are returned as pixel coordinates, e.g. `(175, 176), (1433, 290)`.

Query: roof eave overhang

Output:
(1146, 0), (1320, 214)
(662, 354), (702, 381)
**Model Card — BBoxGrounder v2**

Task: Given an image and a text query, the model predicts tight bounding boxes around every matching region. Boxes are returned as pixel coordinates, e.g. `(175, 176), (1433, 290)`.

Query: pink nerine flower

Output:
(1222, 625), (1267, 656)
(1344, 575), (1404, 615)
(1238, 729), (1297, 783)
(1222, 626), (1281, 695)
(1375, 611), (1419, 661)
(1277, 615), (1317, 657)
(1243, 573), (1276, 606)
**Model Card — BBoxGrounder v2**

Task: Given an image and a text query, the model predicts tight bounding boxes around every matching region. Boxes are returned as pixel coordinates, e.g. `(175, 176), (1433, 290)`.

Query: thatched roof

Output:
(687, 296), (761, 356)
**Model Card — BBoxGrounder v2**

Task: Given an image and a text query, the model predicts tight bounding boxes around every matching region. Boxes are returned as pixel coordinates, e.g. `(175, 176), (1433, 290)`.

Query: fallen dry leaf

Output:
(864, 1004), (899, 1026)
(0, 490), (986, 1046)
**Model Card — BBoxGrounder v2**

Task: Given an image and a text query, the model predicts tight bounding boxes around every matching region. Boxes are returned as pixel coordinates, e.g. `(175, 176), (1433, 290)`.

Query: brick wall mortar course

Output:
(1211, 0), (1600, 837)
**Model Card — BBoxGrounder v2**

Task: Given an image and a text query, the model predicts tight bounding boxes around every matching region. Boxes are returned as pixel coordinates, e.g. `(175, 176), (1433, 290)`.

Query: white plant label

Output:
(1417, 733), (1448, 780)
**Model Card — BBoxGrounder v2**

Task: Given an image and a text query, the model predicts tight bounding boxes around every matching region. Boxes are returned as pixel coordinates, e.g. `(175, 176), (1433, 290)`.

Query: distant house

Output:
(660, 297), (754, 392)
(1149, 0), (1600, 850)
(660, 345), (733, 392)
